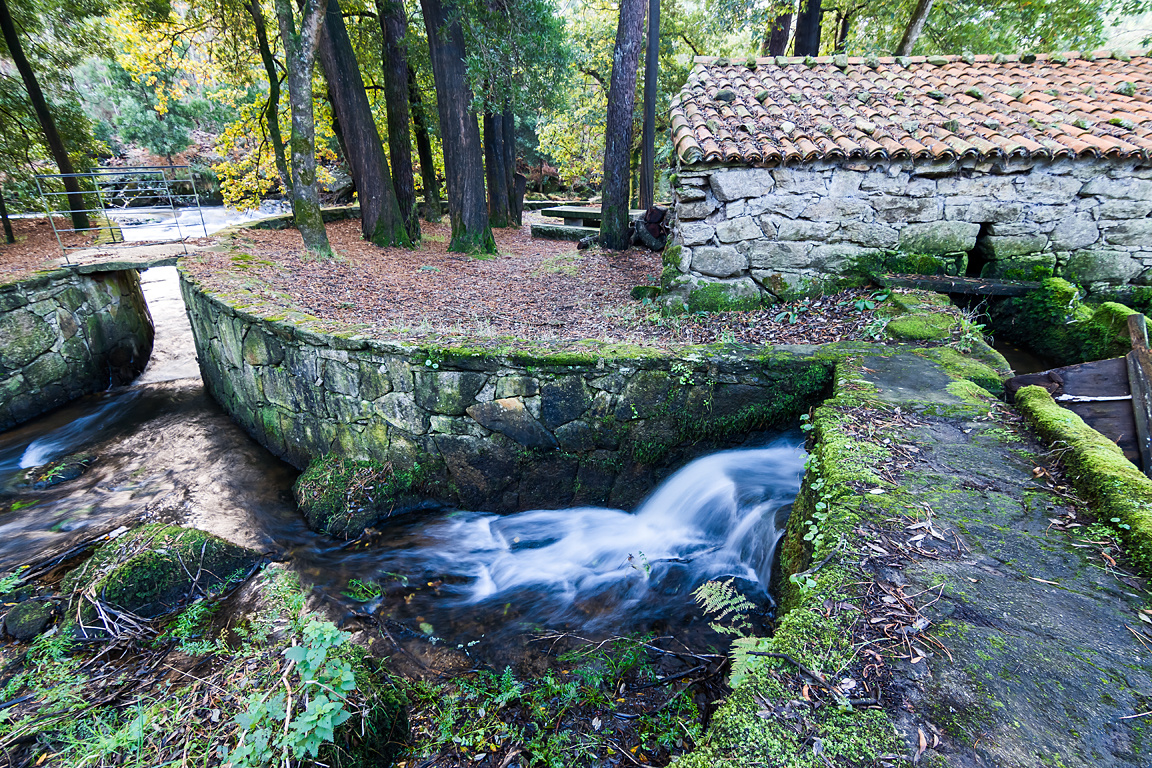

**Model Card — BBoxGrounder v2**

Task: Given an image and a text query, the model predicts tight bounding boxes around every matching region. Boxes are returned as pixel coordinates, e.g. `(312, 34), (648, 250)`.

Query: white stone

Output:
(828, 170), (864, 197)
(943, 199), (1024, 223)
(778, 219), (839, 241)
(1080, 176), (1152, 200)
(772, 168), (827, 194)
(1098, 200), (1152, 219)
(757, 194), (811, 218)
(800, 198), (872, 221)
(906, 179), (938, 197)
(1049, 214), (1099, 250)
(677, 246), (692, 272)
(680, 221), (715, 246)
(709, 169), (774, 201)
(677, 198), (719, 220)
(1103, 219), (1152, 246)
(691, 246), (747, 277)
(375, 392), (430, 435)
(715, 217), (764, 243)
(1015, 173), (1082, 204)
(833, 222), (898, 249)
(859, 171), (907, 194)
(988, 222), (1040, 236)
(749, 241), (812, 269)
(936, 175), (1015, 198)
(872, 196), (942, 223)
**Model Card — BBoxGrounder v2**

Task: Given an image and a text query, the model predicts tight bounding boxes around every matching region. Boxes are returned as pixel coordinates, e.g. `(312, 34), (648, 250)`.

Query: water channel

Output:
(0, 267), (807, 667)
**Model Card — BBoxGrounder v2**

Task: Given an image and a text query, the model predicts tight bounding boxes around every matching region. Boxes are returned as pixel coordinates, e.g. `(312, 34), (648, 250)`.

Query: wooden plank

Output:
(1127, 347), (1152, 476)
(876, 274), (1038, 296)
(1065, 399), (1141, 465)
(539, 206), (646, 221)
(1006, 357), (1129, 399)
(1130, 313), (1149, 351)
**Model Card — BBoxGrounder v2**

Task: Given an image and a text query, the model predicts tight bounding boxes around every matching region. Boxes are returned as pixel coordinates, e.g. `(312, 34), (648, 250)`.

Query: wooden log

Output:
(876, 274), (1037, 296)
(1130, 312), (1149, 351)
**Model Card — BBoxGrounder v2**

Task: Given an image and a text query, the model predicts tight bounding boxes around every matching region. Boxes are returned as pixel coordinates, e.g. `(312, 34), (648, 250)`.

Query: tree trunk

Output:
(376, 0), (420, 242)
(318, 0), (409, 247)
(599, 0), (646, 250)
(246, 0), (292, 199)
(502, 101), (520, 225)
(274, 0), (331, 256)
(0, 0), (89, 230)
(768, 12), (793, 56)
(420, 0), (494, 254)
(793, 0), (822, 57)
(638, 0), (659, 211)
(896, 0), (934, 55)
(484, 112), (510, 227)
(408, 65), (441, 222)
(0, 187), (14, 244)
(835, 10), (853, 52)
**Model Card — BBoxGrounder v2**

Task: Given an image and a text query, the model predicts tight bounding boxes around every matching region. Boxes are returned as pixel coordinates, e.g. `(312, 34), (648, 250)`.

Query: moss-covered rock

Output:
(3, 600), (53, 641)
(27, 452), (94, 489)
(988, 278), (1136, 365)
(62, 525), (260, 625)
(294, 453), (427, 539)
(884, 312), (960, 341)
(686, 280), (763, 312)
(1014, 385), (1152, 575)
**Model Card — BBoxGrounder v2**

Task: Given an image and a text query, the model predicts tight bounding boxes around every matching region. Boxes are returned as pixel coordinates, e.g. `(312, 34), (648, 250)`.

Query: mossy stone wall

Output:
(179, 268), (833, 528)
(0, 269), (154, 430)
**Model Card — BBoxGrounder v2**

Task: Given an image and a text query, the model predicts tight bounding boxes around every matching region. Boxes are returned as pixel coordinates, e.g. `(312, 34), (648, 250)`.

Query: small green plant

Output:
(159, 599), (223, 655)
(670, 361), (694, 386)
(799, 413), (814, 433)
(692, 578), (755, 637)
(862, 316), (889, 340)
(224, 619), (358, 766)
(775, 297), (811, 324)
(0, 566), (28, 596)
(343, 578), (383, 601)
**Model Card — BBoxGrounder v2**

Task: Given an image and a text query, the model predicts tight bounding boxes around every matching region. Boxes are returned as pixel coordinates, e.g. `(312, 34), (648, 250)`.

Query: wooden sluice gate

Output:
(1006, 314), (1152, 475)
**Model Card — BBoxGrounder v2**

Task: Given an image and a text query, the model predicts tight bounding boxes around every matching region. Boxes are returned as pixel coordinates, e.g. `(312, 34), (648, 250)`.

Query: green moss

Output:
(916, 346), (1008, 396)
(662, 244), (682, 268)
(61, 524), (259, 623)
(1015, 385), (1152, 575)
(687, 282), (763, 313)
(885, 312), (959, 341)
(294, 453), (428, 539)
(989, 278), (1135, 365)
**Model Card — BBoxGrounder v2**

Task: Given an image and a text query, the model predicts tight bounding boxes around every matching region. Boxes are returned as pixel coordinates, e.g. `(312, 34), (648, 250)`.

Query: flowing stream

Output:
(0, 267), (805, 658)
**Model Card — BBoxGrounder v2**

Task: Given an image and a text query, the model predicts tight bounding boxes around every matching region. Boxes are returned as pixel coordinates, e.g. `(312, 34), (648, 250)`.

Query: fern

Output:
(692, 578), (755, 637)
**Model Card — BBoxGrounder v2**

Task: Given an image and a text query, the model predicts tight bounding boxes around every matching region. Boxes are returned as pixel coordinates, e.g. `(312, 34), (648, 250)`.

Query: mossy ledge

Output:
(1014, 384), (1152, 575)
(178, 263), (837, 538)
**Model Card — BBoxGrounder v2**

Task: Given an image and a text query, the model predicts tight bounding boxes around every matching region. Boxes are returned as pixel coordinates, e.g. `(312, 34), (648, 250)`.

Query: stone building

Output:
(667, 51), (1152, 306)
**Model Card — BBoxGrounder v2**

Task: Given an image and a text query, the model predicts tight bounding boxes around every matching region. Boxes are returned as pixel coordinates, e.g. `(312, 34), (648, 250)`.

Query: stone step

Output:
(530, 223), (599, 242)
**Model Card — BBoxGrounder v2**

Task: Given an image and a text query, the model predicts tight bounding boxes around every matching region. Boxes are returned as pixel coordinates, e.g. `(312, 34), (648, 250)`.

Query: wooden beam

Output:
(1126, 314), (1152, 475)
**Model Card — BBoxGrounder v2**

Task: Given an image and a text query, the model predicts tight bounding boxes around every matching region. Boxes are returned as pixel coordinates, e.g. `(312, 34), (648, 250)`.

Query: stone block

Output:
(1049, 214), (1099, 250)
(589, 373), (626, 393)
(1103, 219), (1152, 246)
(715, 216), (764, 243)
(833, 222), (898, 249)
(778, 219), (838, 241)
(828, 170), (864, 197)
(1081, 176), (1152, 200)
(375, 392), (430, 434)
(1015, 173), (1081, 203)
(540, 376), (594, 429)
(944, 199), (1024, 223)
(554, 420), (597, 452)
(0, 309), (54, 369)
(872, 196), (942, 223)
(749, 241), (811, 269)
(677, 198), (719, 220)
(751, 268), (821, 298)
(386, 357), (413, 392)
(323, 360), (360, 396)
(1098, 200), (1152, 219)
(242, 329), (283, 366)
(771, 168), (826, 194)
(687, 277), (763, 312)
(898, 221), (980, 254)
(616, 370), (672, 420)
(800, 198), (872, 221)
(987, 222), (1040, 236)
(860, 170), (908, 194)
(906, 179), (937, 197)
(1063, 249), (1143, 284)
(981, 234), (1048, 258)
(809, 244), (877, 272)
(676, 187), (706, 201)
(358, 362), (393, 401)
(22, 352), (67, 390)
(433, 434), (516, 509)
(691, 246), (747, 277)
(680, 221), (715, 246)
(466, 397), (557, 449)
(495, 376), (539, 398)
(709, 168), (774, 201)
(757, 194), (811, 218)
(413, 370), (487, 415)
(936, 175), (1014, 198)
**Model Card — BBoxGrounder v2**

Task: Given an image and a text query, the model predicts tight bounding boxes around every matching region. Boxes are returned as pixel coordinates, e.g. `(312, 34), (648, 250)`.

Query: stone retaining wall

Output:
(0, 270), (154, 430)
(670, 156), (1152, 306)
(179, 268), (833, 522)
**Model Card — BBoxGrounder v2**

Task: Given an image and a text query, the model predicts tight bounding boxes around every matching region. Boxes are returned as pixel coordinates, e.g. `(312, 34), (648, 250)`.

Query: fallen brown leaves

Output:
(187, 219), (897, 348)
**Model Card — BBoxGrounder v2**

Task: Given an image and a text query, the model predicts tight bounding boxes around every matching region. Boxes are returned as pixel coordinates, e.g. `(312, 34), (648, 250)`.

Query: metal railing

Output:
(34, 165), (208, 260)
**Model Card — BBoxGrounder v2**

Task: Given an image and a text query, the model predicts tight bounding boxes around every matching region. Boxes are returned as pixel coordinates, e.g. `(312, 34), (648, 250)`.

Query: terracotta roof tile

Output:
(672, 51), (1152, 165)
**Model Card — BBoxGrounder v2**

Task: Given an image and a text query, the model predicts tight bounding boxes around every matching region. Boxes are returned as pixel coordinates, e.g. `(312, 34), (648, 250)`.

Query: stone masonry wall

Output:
(670, 156), (1152, 305)
(0, 269), (154, 430)
(180, 268), (832, 520)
